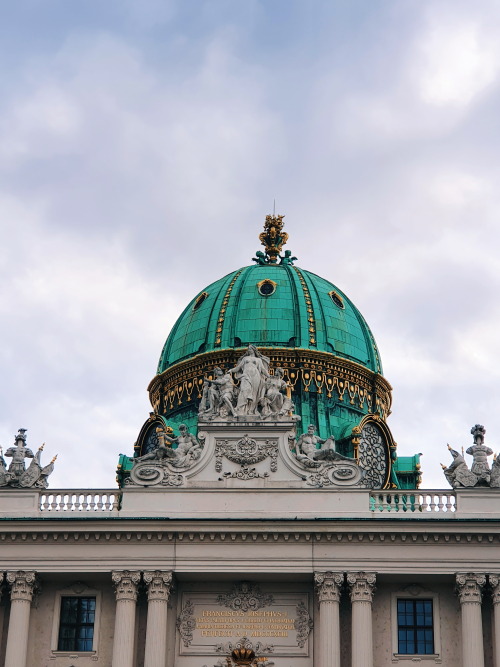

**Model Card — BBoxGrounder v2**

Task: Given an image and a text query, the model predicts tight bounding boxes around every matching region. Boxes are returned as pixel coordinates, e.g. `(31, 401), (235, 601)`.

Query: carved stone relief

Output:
(215, 436), (278, 480)
(216, 582), (274, 612)
(127, 424), (204, 487)
(294, 601), (313, 647)
(177, 600), (197, 647)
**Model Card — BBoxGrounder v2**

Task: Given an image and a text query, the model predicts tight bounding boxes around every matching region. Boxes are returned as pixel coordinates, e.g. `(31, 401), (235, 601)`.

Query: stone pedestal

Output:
(314, 572), (343, 667)
(456, 572), (486, 667)
(144, 571), (173, 667)
(348, 572), (376, 667)
(5, 571), (38, 667)
(111, 570), (140, 667)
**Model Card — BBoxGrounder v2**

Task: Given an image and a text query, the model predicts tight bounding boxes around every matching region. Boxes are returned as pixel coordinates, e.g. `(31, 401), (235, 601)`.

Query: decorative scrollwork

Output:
(216, 582), (274, 612)
(215, 437), (278, 477)
(177, 600), (197, 646)
(358, 423), (387, 489)
(294, 601), (313, 647)
(215, 636), (274, 655)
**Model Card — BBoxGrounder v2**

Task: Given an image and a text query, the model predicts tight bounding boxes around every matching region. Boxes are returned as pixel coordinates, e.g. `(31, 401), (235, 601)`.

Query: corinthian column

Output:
(143, 571), (173, 667)
(314, 572), (343, 667)
(5, 571), (38, 667)
(490, 575), (500, 667)
(347, 572), (376, 667)
(111, 570), (141, 667)
(456, 572), (486, 667)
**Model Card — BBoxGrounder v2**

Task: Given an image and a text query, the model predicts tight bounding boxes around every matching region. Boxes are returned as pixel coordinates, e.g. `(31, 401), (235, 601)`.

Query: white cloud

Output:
(416, 13), (500, 107)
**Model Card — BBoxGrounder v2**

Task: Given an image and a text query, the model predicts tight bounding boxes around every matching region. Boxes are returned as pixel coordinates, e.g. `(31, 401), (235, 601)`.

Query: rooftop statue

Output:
(442, 424), (496, 488)
(0, 429), (56, 489)
(198, 346), (296, 421)
(229, 345), (270, 416)
(134, 424), (202, 469)
(199, 368), (236, 418)
(279, 249), (297, 266)
(294, 424), (354, 467)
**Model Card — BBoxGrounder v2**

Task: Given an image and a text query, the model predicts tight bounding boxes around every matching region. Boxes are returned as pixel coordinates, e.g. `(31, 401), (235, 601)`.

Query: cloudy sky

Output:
(1, 0), (500, 489)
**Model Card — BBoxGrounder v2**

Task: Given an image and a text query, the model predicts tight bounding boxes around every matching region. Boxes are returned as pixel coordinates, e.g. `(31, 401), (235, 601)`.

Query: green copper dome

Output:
(157, 263), (382, 375)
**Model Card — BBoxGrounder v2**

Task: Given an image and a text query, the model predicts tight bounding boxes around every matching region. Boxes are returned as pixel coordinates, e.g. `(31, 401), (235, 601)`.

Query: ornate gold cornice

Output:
(148, 347), (392, 418)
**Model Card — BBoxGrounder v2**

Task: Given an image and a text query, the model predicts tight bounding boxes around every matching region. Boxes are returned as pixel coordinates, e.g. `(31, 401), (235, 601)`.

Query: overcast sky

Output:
(1, 0), (500, 490)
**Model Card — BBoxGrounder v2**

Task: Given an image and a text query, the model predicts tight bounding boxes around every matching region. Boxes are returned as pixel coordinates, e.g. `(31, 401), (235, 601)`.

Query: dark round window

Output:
(329, 290), (344, 309)
(258, 280), (276, 296)
(193, 291), (208, 310)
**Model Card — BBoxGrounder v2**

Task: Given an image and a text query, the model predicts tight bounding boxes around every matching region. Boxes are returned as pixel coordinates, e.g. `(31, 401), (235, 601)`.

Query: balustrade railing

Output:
(369, 490), (456, 514)
(40, 490), (121, 512)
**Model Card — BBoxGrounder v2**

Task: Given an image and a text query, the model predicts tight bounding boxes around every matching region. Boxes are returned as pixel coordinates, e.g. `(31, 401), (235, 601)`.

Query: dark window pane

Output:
(57, 597), (96, 652)
(397, 599), (434, 655)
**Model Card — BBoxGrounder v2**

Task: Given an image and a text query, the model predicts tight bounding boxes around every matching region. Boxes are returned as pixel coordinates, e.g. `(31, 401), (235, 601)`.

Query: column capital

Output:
(456, 573), (486, 604)
(314, 571), (343, 603)
(347, 572), (376, 603)
(6, 571), (38, 603)
(112, 570), (141, 602)
(490, 574), (500, 605)
(143, 570), (174, 602)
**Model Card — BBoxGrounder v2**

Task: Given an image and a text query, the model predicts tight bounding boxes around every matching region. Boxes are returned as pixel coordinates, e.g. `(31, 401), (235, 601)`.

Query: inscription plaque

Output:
(177, 591), (312, 657)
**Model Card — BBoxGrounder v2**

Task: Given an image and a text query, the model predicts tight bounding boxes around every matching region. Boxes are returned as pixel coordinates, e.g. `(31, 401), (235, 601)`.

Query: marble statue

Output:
(229, 345), (270, 416)
(261, 368), (294, 418)
(294, 424), (353, 464)
(442, 425), (496, 488)
(466, 424), (493, 484)
(491, 454), (500, 488)
(199, 368), (236, 418)
(0, 429), (56, 488)
(441, 446), (477, 488)
(134, 424), (202, 469)
(198, 347), (296, 421)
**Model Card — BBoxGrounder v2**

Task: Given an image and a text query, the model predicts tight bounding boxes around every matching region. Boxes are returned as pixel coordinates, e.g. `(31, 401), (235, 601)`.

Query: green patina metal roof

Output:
(157, 263), (382, 374)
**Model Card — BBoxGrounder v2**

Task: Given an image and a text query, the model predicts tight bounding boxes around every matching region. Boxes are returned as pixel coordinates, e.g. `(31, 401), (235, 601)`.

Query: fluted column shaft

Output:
(348, 572), (376, 667)
(111, 570), (140, 667)
(456, 573), (486, 667)
(490, 575), (500, 667)
(5, 571), (38, 667)
(314, 572), (343, 667)
(144, 571), (173, 667)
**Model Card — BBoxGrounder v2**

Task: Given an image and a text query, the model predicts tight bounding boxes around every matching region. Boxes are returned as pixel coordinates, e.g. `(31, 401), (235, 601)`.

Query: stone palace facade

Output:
(1, 215), (499, 667)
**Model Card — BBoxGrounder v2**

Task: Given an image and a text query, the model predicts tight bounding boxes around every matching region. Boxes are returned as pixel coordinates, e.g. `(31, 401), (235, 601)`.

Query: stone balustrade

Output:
(39, 490), (120, 512)
(369, 490), (457, 514)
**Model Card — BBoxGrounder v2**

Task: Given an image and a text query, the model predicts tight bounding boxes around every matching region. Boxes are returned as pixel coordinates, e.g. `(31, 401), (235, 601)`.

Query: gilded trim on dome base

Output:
(148, 347), (392, 424)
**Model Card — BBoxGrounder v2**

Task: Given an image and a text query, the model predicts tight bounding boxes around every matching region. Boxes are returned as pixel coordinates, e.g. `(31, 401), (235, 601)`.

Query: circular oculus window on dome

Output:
(193, 291), (209, 310)
(329, 290), (345, 309)
(257, 279), (277, 296)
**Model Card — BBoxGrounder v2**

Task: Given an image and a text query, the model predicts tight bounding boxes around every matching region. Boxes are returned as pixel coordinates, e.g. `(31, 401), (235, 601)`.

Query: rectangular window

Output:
(397, 599), (434, 655)
(57, 596), (96, 652)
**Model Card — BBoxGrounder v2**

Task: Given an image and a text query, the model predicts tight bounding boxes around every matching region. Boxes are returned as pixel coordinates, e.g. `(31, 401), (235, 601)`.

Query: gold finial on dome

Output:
(252, 213), (297, 265)
(260, 213), (287, 263)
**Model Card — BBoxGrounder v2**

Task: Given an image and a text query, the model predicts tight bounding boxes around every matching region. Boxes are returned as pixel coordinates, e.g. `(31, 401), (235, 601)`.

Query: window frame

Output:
(51, 587), (101, 657)
(391, 589), (441, 663)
